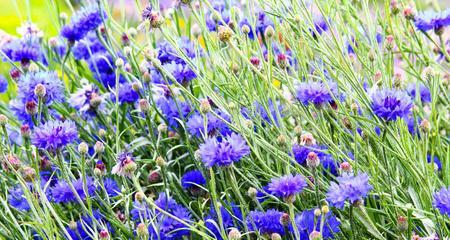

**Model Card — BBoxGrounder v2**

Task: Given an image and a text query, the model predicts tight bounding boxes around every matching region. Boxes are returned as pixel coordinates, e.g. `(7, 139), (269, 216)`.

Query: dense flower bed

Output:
(0, 0), (449, 239)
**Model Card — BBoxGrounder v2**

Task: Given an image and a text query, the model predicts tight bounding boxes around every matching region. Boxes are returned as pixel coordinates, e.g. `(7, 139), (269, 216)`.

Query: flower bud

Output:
(68, 220), (77, 230)
(342, 117), (352, 129)
(277, 53), (288, 69)
(340, 161), (352, 173)
(218, 26), (233, 42)
(397, 215), (408, 231)
(155, 156), (166, 167)
(309, 231), (322, 240)
(294, 126), (302, 136)
(94, 141), (105, 154)
(385, 35), (394, 51)
(127, 27), (137, 37)
(264, 26), (275, 38)
(250, 56), (260, 68)
(403, 6), (415, 20)
(307, 152), (320, 168)
(59, 12), (68, 21)
(241, 24), (250, 35)
(123, 161), (137, 175)
(139, 99), (150, 112)
(98, 128), (107, 137)
(300, 132), (316, 146)
(99, 229), (109, 239)
(314, 208), (322, 216)
(28, 63), (39, 72)
(280, 213), (290, 226)
(78, 142), (89, 155)
(115, 58), (124, 68)
(148, 171), (161, 183)
(228, 228), (241, 240)
(277, 134), (287, 146)
(136, 223), (149, 237)
(390, 0), (399, 15)
(22, 166), (36, 182)
(150, 12), (164, 28)
(90, 96), (103, 108)
(419, 119), (431, 133)
(247, 187), (257, 199)
(123, 46), (132, 56)
(34, 83), (46, 98)
(48, 37), (58, 48)
(20, 124), (31, 138)
(135, 191), (145, 202)
(25, 101), (38, 115)
(158, 123), (167, 133)
(191, 24), (202, 38)
(132, 81), (142, 92)
(94, 167), (103, 177)
(321, 205), (329, 214)
(271, 233), (282, 240)
(200, 99), (211, 114)
(423, 67), (434, 79)
(0, 114), (8, 126)
(10, 68), (21, 80)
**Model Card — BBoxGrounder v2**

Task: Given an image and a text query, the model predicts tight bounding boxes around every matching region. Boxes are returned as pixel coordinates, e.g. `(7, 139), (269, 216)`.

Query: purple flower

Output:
(17, 71), (65, 104)
(156, 96), (191, 128)
(296, 81), (339, 106)
(414, 9), (450, 32)
(407, 82), (431, 103)
(103, 178), (120, 197)
(164, 62), (197, 85)
(32, 120), (78, 151)
(291, 209), (341, 239)
(326, 173), (372, 209)
(50, 180), (75, 203)
(61, 6), (107, 42)
(66, 210), (112, 240)
(156, 37), (200, 64)
(181, 170), (206, 189)
(246, 209), (285, 236)
(433, 187), (450, 216)
(8, 186), (30, 211)
(112, 83), (139, 104)
(187, 111), (231, 137)
(292, 144), (339, 175)
(111, 151), (136, 178)
(88, 52), (125, 88)
(268, 174), (307, 199)
(0, 74), (8, 93)
(72, 33), (106, 60)
(427, 154), (442, 171)
(371, 89), (413, 121)
(1, 36), (42, 64)
(199, 133), (250, 167)
(241, 100), (284, 126)
(69, 82), (105, 116)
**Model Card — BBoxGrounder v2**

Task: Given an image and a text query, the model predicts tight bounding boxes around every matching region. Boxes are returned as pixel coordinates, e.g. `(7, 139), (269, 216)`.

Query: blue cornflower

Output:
(186, 111), (231, 137)
(371, 89), (413, 121)
(112, 83), (139, 104)
(164, 62), (197, 85)
(199, 133), (250, 167)
(205, 8), (230, 32)
(103, 178), (120, 197)
(156, 96), (191, 128)
(72, 33), (106, 60)
(246, 209), (285, 236)
(312, 16), (329, 37)
(157, 37), (200, 64)
(433, 187), (450, 216)
(414, 9), (450, 32)
(291, 209), (341, 239)
(8, 186), (30, 211)
(0, 74), (8, 93)
(69, 82), (106, 116)
(1, 36), (42, 64)
(407, 82), (431, 103)
(205, 202), (243, 239)
(50, 180), (75, 203)
(326, 173), (372, 209)
(88, 52), (125, 87)
(17, 71), (65, 104)
(32, 120), (78, 151)
(181, 170), (206, 189)
(73, 177), (96, 200)
(61, 6), (107, 42)
(296, 81), (339, 106)
(268, 174), (307, 200)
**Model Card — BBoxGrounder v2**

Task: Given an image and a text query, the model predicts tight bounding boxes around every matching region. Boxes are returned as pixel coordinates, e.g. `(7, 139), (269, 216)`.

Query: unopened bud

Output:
(247, 187), (257, 199)
(98, 128), (107, 137)
(28, 63), (39, 72)
(191, 24), (202, 38)
(241, 24), (250, 35)
(307, 152), (320, 168)
(157, 123), (167, 133)
(155, 156), (166, 167)
(294, 126), (302, 136)
(321, 205), (329, 214)
(271, 233), (282, 240)
(397, 215), (408, 231)
(277, 134), (287, 146)
(139, 99), (150, 112)
(78, 142), (89, 155)
(34, 84), (46, 98)
(390, 0), (399, 15)
(340, 161), (352, 173)
(419, 119), (431, 133)
(59, 12), (68, 21)
(0, 114), (8, 126)
(136, 223), (149, 237)
(148, 171), (161, 183)
(22, 166), (36, 182)
(99, 229), (109, 239)
(115, 58), (124, 68)
(218, 26), (233, 42)
(200, 99), (211, 114)
(309, 231), (322, 240)
(264, 26), (275, 38)
(135, 191), (145, 202)
(300, 132), (316, 146)
(228, 228), (241, 240)
(385, 35), (394, 51)
(368, 49), (375, 62)
(20, 124), (31, 138)
(25, 101), (38, 115)
(280, 213), (290, 226)
(94, 141), (105, 154)
(403, 6), (415, 20)
(48, 37), (58, 48)
(68, 220), (77, 230)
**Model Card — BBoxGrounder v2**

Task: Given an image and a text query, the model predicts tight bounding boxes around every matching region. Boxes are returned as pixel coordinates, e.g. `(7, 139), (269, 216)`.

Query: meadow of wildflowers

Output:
(0, 0), (449, 239)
